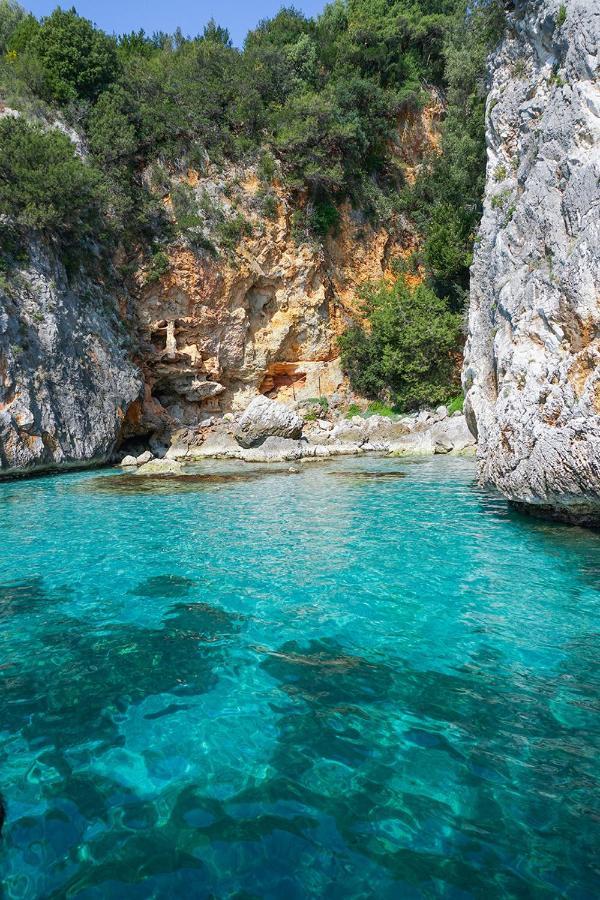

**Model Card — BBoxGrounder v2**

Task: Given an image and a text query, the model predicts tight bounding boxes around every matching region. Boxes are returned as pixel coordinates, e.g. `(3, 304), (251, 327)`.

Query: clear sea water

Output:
(0, 455), (598, 899)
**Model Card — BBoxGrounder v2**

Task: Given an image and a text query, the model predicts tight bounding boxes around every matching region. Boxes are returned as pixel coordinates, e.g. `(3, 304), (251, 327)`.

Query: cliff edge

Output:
(463, 0), (600, 524)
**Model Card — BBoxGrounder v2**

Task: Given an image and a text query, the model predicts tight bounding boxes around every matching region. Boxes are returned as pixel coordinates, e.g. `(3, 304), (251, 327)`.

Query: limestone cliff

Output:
(463, 0), (600, 524)
(130, 168), (413, 434)
(0, 102), (435, 476)
(0, 240), (142, 475)
(124, 100), (441, 442)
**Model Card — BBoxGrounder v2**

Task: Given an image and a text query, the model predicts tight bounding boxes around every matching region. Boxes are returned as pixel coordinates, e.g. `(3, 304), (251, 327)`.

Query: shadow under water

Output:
(74, 470), (271, 495)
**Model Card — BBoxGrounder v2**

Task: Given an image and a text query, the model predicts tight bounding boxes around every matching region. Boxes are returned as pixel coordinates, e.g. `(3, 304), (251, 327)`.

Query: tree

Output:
(339, 276), (462, 410)
(29, 8), (119, 104)
(0, 0), (24, 54)
(0, 117), (107, 244)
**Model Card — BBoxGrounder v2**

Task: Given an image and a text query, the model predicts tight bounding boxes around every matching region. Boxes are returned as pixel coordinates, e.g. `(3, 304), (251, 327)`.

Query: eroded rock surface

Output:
(0, 241), (141, 476)
(463, 0), (600, 524)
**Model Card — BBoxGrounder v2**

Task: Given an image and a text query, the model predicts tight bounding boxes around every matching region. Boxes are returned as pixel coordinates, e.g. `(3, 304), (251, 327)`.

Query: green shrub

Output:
(257, 187), (278, 220)
(145, 249), (170, 284)
(556, 5), (567, 28)
(306, 396), (329, 413)
(491, 190), (510, 210)
(309, 197), (339, 237)
(447, 394), (464, 415)
(0, 117), (107, 246)
(494, 164), (507, 182)
(345, 403), (362, 419)
(422, 203), (472, 286)
(25, 8), (118, 104)
(257, 150), (276, 183)
(0, 0), (25, 54)
(366, 401), (396, 417)
(216, 212), (252, 250)
(171, 182), (202, 231)
(339, 277), (462, 411)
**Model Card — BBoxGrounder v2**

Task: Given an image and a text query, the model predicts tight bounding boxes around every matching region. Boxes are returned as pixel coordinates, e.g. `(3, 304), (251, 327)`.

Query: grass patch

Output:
(366, 401), (397, 418)
(447, 395), (464, 415)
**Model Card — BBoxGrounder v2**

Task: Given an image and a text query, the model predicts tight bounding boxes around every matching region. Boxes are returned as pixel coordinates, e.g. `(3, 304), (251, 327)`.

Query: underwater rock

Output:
(137, 458), (183, 475)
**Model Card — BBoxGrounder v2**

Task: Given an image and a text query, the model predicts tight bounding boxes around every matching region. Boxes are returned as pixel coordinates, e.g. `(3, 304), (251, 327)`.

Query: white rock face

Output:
(463, 0), (600, 524)
(233, 395), (304, 448)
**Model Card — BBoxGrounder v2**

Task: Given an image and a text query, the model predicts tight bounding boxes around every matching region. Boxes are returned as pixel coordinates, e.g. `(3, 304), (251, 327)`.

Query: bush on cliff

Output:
(0, 0), (24, 54)
(0, 117), (108, 245)
(339, 277), (462, 410)
(10, 7), (119, 104)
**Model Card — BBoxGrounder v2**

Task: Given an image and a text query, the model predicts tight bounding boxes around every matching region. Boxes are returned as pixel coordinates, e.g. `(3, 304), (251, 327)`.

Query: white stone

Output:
(234, 395), (303, 448)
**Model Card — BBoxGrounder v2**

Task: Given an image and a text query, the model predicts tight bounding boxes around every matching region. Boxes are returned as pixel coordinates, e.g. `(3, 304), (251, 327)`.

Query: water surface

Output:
(0, 456), (598, 898)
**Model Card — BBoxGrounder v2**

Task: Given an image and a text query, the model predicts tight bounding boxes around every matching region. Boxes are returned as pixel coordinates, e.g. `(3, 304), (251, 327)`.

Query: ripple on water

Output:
(0, 455), (598, 898)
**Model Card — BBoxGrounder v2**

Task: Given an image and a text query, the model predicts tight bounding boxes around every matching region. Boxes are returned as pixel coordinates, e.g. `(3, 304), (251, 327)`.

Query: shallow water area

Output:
(0, 454), (598, 898)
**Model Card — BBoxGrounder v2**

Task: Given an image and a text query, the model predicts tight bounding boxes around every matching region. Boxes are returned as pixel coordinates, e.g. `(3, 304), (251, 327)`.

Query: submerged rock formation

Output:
(463, 0), (600, 524)
(0, 241), (141, 475)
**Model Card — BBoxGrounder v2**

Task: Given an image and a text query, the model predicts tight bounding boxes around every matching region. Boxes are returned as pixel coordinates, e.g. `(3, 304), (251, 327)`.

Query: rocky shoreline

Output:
(117, 395), (475, 471)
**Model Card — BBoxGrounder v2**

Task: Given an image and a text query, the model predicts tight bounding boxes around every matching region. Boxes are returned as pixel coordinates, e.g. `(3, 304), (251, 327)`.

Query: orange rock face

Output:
(129, 101), (440, 428)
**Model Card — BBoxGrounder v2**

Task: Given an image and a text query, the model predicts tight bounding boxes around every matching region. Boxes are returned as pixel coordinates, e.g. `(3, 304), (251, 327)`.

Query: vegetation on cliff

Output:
(0, 0), (504, 409)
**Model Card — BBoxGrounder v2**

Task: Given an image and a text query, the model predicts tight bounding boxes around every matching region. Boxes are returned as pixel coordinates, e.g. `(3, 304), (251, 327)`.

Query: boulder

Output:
(432, 415), (476, 454)
(120, 454), (138, 467)
(234, 396), (303, 448)
(136, 450), (153, 465)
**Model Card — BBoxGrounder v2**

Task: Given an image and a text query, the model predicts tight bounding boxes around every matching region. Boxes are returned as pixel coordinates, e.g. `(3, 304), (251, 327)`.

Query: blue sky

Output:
(23, 1), (327, 47)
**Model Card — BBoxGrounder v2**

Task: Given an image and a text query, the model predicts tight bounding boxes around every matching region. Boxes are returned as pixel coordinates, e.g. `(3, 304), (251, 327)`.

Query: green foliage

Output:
(145, 249), (170, 284)
(345, 402), (362, 418)
(447, 394), (464, 415)
(309, 197), (340, 236)
(366, 401), (397, 417)
(5, 9), (37, 54)
(491, 189), (510, 210)
(306, 396), (329, 412)
(216, 213), (252, 250)
(257, 150), (276, 183)
(422, 203), (472, 286)
(257, 187), (279, 219)
(511, 59), (527, 78)
(26, 8), (118, 104)
(0, 0), (507, 299)
(0, 0), (24, 54)
(494, 164), (507, 181)
(407, 0), (505, 303)
(339, 277), (462, 410)
(171, 182), (202, 231)
(303, 395), (330, 420)
(0, 117), (107, 246)
(556, 5), (567, 28)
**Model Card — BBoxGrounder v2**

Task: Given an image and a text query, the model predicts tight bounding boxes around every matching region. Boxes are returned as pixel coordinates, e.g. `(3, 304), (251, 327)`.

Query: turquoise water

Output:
(0, 455), (598, 898)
